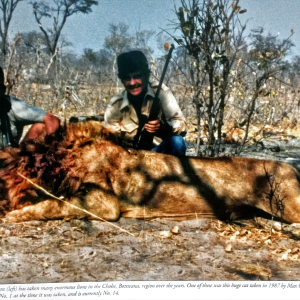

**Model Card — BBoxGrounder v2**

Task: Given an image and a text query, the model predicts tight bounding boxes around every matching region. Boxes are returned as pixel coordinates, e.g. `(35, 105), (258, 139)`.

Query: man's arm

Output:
(104, 96), (125, 136)
(43, 113), (60, 134)
(23, 112), (60, 142)
(157, 88), (187, 136)
(104, 106), (122, 135)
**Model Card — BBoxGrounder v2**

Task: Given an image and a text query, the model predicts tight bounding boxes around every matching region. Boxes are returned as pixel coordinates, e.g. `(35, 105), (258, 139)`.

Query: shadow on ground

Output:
(0, 217), (300, 283)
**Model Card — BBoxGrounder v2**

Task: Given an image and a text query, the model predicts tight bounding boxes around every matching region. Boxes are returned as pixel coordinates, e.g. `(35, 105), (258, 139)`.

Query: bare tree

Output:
(104, 22), (133, 56)
(0, 0), (24, 58)
(236, 28), (294, 154)
(31, 0), (98, 72)
(104, 22), (134, 92)
(5, 33), (21, 94)
(166, 0), (247, 156)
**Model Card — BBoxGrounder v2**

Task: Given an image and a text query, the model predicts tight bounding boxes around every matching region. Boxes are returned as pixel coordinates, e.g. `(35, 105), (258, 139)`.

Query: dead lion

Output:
(1, 121), (300, 224)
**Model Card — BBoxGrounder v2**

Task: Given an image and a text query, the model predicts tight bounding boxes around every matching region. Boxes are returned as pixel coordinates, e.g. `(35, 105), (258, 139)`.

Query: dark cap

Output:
(117, 50), (150, 79)
(0, 67), (6, 89)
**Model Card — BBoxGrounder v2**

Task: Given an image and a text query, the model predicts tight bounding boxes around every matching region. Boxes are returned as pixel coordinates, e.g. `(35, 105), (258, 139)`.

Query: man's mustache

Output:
(127, 83), (142, 90)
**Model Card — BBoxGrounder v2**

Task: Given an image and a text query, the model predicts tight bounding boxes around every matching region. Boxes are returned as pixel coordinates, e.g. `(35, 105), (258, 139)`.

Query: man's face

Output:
(122, 72), (147, 97)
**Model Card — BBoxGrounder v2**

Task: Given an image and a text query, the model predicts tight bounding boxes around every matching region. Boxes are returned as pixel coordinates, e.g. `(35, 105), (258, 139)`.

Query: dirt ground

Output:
(1, 216), (300, 283)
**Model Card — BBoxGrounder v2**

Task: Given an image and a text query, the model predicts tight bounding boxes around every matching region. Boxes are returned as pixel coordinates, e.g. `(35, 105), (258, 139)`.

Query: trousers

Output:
(152, 136), (186, 157)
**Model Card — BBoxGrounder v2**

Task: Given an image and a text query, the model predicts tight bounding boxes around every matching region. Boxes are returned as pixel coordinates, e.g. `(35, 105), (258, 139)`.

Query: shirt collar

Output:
(120, 83), (155, 111)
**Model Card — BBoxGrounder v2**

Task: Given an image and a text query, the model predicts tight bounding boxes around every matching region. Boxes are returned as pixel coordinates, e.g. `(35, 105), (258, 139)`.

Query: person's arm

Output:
(11, 98), (60, 142)
(104, 102), (122, 136)
(157, 88), (187, 136)
(43, 112), (60, 134)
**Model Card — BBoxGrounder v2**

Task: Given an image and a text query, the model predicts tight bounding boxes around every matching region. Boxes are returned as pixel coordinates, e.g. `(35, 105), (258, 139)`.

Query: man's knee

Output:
(152, 135), (186, 156)
(168, 136), (186, 156)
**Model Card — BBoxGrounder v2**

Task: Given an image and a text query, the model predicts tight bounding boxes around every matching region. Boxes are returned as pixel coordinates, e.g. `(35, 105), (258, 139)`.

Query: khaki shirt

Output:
(104, 82), (187, 141)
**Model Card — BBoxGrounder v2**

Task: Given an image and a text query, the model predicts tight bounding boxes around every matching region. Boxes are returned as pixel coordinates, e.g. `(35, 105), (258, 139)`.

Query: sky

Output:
(8, 0), (300, 59)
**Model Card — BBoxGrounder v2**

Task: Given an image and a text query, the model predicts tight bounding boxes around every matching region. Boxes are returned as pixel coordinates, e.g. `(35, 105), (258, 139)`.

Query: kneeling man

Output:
(0, 67), (60, 148)
(104, 50), (187, 156)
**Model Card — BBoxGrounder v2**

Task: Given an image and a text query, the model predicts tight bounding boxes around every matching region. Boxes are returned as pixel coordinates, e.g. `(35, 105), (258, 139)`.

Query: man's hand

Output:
(23, 113), (60, 142)
(144, 119), (160, 133)
(43, 113), (60, 134)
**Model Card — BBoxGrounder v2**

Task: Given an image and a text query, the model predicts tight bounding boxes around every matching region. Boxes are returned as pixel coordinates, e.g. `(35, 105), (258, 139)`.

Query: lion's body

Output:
(1, 121), (300, 223)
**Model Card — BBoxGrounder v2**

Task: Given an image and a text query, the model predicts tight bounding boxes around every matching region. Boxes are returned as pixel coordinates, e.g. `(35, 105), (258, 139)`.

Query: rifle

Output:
(69, 115), (104, 123)
(134, 44), (175, 150)
(0, 96), (14, 148)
